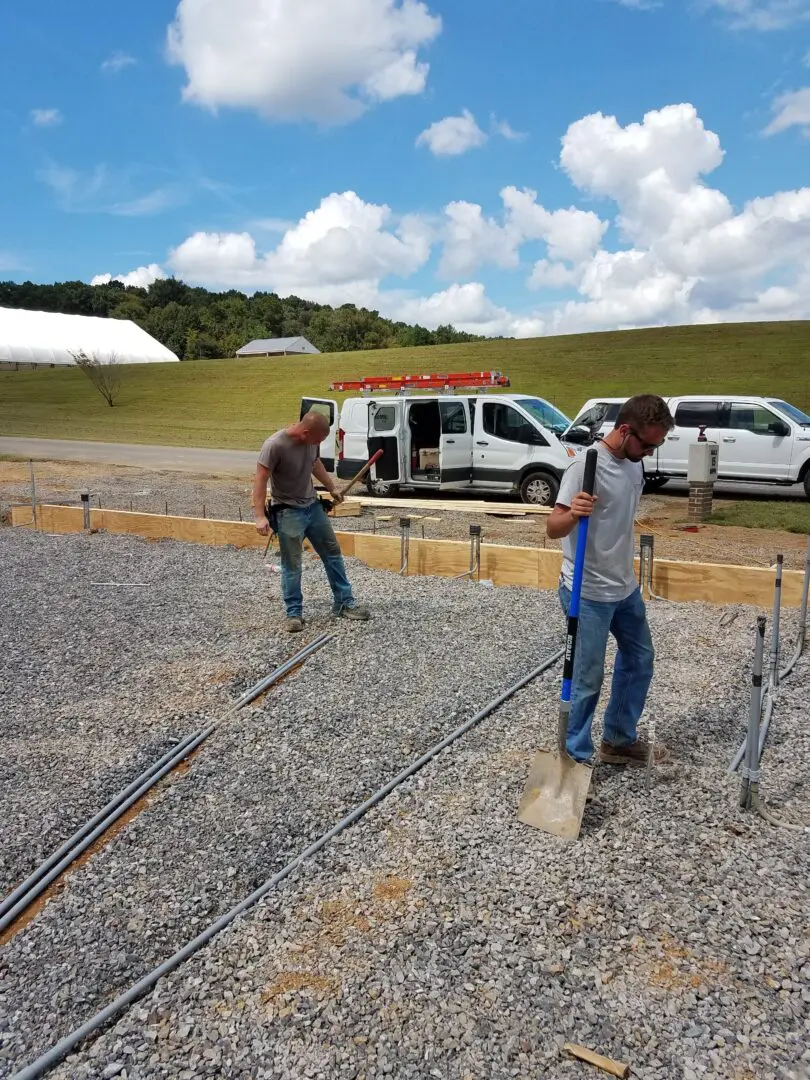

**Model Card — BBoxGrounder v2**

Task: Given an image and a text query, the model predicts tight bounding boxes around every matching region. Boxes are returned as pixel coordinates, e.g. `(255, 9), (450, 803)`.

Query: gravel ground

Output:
(1, 528), (808, 1080)
(2, 457), (808, 570)
(1, 527), (560, 1075)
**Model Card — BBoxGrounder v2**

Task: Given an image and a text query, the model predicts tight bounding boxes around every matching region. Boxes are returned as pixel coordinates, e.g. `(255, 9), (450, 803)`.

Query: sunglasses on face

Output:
(626, 427), (666, 452)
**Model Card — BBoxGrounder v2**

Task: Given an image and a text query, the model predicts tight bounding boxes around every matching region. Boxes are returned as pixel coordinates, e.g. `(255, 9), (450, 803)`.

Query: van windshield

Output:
(515, 397), (571, 435)
(769, 400), (810, 427)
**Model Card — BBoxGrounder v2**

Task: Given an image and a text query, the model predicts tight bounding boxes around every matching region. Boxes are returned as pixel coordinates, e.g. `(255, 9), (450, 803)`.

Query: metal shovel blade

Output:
(517, 748), (593, 841)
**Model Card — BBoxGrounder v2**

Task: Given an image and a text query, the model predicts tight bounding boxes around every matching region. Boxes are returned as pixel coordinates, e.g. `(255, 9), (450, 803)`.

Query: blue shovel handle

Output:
(561, 448), (598, 705)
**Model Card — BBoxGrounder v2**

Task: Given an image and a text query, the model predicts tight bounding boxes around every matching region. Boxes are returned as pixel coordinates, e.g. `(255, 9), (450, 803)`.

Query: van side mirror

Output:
(769, 420), (790, 437)
(564, 425), (593, 446)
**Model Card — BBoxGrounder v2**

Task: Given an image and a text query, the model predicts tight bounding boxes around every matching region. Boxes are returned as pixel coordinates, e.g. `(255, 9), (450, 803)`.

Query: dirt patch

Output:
(372, 875), (412, 902)
(261, 970), (339, 1003)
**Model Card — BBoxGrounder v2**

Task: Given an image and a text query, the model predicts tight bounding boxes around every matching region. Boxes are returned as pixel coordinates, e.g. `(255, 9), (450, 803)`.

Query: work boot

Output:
(285, 616), (304, 633)
(333, 603), (370, 621)
(598, 739), (671, 767)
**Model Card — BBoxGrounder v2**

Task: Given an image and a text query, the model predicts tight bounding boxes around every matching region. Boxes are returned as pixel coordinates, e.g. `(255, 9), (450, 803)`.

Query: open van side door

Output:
(300, 397), (338, 473)
(438, 397), (473, 488)
(368, 400), (405, 484)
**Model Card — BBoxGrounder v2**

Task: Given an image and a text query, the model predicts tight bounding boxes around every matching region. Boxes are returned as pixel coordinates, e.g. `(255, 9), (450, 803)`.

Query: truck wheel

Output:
(519, 471), (559, 506)
(366, 477), (400, 497)
(643, 476), (669, 493)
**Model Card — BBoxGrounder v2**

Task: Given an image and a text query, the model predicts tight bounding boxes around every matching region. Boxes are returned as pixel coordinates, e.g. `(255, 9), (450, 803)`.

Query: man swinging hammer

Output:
(254, 411), (370, 633)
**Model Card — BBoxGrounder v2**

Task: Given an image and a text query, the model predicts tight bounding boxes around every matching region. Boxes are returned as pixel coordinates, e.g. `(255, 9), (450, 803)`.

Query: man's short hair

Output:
(302, 409), (330, 433)
(615, 394), (674, 432)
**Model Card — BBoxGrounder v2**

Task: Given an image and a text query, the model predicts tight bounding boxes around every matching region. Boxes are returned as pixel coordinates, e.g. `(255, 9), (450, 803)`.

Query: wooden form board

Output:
(10, 504), (803, 607)
(344, 494), (551, 516)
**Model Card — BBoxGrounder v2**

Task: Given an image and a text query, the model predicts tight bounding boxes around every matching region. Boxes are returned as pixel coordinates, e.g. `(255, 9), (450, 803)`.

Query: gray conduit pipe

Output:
(740, 616), (766, 810)
(0, 725), (216, 936)
(0, 731), (200, 922)
(0, 636), (333, 936)
(11, 646), (564, 1080)
(728, 541), (809, 774)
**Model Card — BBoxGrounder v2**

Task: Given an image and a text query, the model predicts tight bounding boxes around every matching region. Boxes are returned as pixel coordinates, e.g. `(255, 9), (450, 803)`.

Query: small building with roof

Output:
(236, 336), (320, 358)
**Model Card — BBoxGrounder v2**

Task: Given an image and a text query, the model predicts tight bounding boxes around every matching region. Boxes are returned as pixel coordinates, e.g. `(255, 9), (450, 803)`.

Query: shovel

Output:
(517, 447), (598, 841)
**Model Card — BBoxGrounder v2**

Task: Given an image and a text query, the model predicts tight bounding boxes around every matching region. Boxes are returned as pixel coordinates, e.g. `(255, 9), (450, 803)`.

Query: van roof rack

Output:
(329, 370), (510, 394)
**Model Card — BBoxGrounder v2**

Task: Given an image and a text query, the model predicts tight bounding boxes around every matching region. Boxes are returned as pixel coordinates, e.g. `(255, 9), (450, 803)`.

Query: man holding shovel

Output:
(547, 394), (674, 769)
(254, 411), (370, 633)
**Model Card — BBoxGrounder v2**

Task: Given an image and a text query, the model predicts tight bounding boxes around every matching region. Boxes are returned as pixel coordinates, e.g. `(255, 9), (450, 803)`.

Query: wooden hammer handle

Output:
(563, 1044), (630, 1078)
(339, 449), (384, 498)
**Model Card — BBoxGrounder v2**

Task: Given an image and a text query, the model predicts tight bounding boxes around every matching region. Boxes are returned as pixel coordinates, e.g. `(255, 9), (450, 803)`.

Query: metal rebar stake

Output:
(770, 554), (783, 690)
(29, 460), (38, 528)
(740, 616), (766, 810)
(639, 534), (653, 597)
(399, 517), (411, 575)
(80, 492), (90, 531)
(470, 523), (481, 581)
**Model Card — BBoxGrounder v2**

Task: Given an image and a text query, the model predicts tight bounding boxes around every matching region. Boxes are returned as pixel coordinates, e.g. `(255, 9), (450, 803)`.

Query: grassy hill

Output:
(1, 321), (809, 450)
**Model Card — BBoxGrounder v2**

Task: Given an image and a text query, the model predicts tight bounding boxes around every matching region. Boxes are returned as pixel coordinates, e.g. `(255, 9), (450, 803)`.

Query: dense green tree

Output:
(0, 277), (486, 357)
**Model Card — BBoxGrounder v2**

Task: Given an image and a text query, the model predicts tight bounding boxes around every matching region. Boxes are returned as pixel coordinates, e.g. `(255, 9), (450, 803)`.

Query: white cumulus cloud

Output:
(416, 110), (488, 156)
(91, 264), (167, 288)
(705, 0), (810, 29)
(97, 102), (810, 337)
(30, 108), (62, 127)
(417, 110), (525, 156)
(166, 0), (441, 123)
(764, 87), (810, 134)
(168, 191), (432, 306)
(101, 51), (137, 73)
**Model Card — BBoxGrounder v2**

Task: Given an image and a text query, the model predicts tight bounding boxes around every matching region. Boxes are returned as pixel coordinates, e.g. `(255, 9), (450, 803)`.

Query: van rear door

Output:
(368, 400), (404, 484)
(300, 397), (338, 473)
(438, 397), (473, 488)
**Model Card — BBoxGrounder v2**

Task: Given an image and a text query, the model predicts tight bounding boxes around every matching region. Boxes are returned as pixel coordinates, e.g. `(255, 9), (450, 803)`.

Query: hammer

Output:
(318, 448), (384, 513)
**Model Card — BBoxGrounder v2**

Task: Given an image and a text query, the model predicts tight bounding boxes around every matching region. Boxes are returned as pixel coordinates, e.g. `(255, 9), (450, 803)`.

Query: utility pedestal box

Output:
(687, 440), (719, 522)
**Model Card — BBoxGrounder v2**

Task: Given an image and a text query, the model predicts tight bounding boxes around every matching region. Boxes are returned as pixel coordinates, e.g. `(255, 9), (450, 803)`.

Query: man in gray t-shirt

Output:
(547, 395), (674, 769)
(254, 411), (369, 633)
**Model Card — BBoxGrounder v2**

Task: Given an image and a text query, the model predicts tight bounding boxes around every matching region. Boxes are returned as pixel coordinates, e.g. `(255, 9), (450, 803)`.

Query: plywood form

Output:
(10, 504), (803, 607)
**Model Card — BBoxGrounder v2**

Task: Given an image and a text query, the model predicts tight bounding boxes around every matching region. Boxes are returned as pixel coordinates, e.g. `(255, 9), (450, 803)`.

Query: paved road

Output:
(0, 437), (256, 475)
(0, 436), (806, 500)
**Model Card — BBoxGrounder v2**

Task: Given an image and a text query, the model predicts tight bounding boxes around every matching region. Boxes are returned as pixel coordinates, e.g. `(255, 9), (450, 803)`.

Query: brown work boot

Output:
(285, 616), (304, 633)
(599, 739), (671, 767)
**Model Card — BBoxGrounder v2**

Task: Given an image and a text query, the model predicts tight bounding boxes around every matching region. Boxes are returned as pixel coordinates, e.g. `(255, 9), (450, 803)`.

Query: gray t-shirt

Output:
(257, 431), (318, 508)
(557, 444), (643, 602)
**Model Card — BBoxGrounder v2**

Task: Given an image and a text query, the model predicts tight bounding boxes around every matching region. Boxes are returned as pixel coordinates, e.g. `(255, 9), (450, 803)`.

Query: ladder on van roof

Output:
(328, 370), (511, 394)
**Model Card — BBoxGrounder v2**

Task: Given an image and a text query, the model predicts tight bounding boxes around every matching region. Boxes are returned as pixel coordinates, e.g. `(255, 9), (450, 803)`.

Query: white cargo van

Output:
(565, 394), (810, 496)
(301, 393), (579, 505)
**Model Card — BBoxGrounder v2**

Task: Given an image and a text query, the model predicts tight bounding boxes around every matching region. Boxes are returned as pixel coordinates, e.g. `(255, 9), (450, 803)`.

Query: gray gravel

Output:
(1, 527), (808, 1080)
(1, 527), (561, 1076)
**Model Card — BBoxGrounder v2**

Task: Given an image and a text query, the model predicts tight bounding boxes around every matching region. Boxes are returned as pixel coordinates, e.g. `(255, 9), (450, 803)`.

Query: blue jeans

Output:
(275, 502), (355, 618)
(558, 584), (654, 763)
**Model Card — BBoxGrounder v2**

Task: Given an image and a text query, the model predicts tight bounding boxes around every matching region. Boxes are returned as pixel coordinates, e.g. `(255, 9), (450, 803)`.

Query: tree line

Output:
(0, 278), (485, 359)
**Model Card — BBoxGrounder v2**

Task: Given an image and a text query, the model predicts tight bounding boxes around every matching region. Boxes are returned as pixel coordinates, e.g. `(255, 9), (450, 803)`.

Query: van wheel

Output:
(366, 477), (400, 497)
(520, 471), (559, 506)
(643, 476), (669, 493)
(803, 471), (810, 499)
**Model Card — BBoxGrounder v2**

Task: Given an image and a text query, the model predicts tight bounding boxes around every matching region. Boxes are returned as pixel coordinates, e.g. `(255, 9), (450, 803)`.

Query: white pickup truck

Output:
(565, 394), (810, 497)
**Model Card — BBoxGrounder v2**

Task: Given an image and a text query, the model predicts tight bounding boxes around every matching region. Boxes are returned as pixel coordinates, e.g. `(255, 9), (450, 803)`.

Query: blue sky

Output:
(1, 0), (809, 336)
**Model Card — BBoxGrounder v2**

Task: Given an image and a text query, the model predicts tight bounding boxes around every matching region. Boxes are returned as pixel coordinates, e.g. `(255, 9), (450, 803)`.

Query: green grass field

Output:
(708, 501), (810, 533)
(1, 321), (809, 450)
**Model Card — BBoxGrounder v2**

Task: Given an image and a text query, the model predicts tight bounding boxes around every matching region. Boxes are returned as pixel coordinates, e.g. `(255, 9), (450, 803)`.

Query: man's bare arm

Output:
(312, 459), (343, 503)
(253, 463), (271, 533)
(545, 493), (596, 540)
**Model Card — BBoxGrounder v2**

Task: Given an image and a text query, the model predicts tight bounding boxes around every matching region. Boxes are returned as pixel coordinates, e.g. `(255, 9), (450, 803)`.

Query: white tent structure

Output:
(0, 307), (180, 368)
